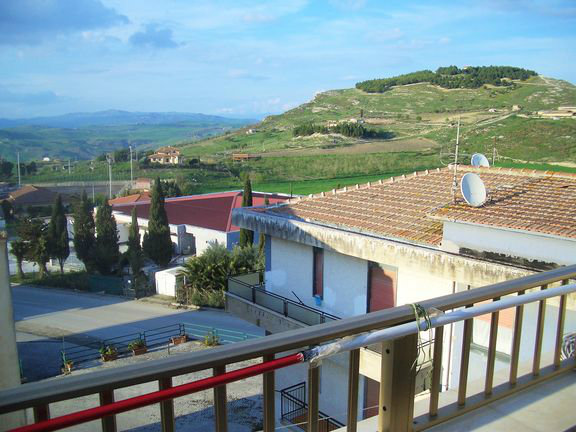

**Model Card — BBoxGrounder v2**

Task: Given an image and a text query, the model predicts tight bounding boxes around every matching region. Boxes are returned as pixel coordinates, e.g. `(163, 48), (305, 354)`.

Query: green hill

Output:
(13, 70), (576, 195)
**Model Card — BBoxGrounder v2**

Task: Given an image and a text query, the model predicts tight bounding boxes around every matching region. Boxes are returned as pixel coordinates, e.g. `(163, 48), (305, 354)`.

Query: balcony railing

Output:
(0, 264), (575, 432)
(280, 382), (345, 431)
(228, 273), (340, 326)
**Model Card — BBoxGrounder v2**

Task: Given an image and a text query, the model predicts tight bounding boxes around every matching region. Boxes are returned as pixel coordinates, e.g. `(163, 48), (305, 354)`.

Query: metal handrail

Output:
(1, 264), (575, 415)
(228, 274), (341, 322)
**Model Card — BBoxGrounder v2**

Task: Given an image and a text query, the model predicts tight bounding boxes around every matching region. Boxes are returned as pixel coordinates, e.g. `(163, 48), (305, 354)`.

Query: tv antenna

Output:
(460, 173), (487, 207)
(450, 117), (461, 203)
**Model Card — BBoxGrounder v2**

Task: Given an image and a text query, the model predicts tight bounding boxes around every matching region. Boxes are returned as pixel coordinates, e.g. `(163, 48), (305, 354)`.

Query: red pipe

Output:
(10, 353), (304, 432)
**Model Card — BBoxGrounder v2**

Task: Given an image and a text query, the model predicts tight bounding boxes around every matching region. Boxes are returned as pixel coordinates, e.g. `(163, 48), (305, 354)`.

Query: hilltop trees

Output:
(73, 192), (96, 272)
(143, 178), (173, 266)
(94, 201), (119, 275)
(238, 176), (253, 247)
(127, 207), (145, 295)
(48, 194), (69, 273)
(356, 66), (538, 93)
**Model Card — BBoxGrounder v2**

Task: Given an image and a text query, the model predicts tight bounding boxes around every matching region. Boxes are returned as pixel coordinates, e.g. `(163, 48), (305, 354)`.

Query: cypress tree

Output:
(48, 194), (70, 273)
(94, 201), (119, 275)
(17, 218), (49, 278)
(238, 176), (254, 247)
(127, 207), (144, 296)
(143, 178), (173, 266)
(73, 191), (96, 272)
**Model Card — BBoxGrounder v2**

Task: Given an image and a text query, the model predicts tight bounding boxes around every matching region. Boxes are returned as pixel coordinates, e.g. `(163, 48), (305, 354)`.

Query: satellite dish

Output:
(471, 153), (490, 167)
(461, 173), (487, 207)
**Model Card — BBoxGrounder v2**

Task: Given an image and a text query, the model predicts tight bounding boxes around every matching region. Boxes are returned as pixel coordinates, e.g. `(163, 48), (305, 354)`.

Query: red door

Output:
(363, 377), (380, 418)
(368, 263), (396, 312)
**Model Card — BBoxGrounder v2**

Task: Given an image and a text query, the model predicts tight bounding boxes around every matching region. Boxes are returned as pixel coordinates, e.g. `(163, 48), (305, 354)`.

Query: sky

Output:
(1, 0), (575, 119)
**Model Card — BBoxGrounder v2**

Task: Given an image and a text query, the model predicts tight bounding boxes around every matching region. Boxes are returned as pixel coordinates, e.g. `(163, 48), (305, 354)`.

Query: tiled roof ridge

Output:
(285, 165), (576, 204)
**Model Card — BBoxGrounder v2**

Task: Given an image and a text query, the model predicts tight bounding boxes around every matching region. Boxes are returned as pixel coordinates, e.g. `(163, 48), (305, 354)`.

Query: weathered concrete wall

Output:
(232, 210), (532, 288)
(225, 293), (305, 334)
(0, 237), (26, 428)
(442, 221), (576, 267)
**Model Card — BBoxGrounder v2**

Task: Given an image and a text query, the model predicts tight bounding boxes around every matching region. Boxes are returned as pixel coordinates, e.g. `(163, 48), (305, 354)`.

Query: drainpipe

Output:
(0, 235), (26, 428)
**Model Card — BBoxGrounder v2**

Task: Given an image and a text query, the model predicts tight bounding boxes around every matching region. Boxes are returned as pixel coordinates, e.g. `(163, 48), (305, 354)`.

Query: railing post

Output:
(214, 365), (228, 432)
(533, 285), (548, 376)
(378, 341), (394, 432)
(457, 308), (474, 406)
(509, 291), (525, 385)
(159, 378), (175, 432)
(389, 334), (418, 432)
(33, 404), (50, 423)
(283, 300), (288, 317)
(347, 349), (360, 432)
(263, 354), (276, 432)
(554, 280), (569, 369)
(252, 286), (256, 304)
(429, 326), (444, 417)
(99, 390), (117, 432)
(307, 366), (320, 432)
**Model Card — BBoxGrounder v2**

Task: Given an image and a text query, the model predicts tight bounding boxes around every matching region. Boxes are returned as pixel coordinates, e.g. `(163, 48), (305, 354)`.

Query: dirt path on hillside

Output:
(258, 137), (439, 157)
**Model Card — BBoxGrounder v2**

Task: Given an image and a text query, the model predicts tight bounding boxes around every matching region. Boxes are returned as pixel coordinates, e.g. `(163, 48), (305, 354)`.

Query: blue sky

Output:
(1, 0), (575, 119)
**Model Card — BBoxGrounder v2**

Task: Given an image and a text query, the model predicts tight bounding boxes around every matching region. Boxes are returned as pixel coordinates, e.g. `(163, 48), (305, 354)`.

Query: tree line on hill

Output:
(355, 66), (537, 93)
(293, 121), (392, 139)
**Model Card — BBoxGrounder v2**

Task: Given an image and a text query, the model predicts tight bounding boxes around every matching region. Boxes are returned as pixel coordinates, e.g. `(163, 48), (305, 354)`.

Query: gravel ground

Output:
(31, 341), (264, 431)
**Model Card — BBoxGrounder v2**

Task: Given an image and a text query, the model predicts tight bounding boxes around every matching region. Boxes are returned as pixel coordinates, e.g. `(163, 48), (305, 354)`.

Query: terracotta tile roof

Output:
(108, 192), (151, 205)
(265, 167), (576, 247)
(8, 185), (58, 206)
(113, 191), (290, 232)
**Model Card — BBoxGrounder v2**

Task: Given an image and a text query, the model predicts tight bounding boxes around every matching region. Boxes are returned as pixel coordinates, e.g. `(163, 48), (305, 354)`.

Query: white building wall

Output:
(442, 221), (576, 266)
(267, 237), (314, 308)
(323, 250), (368, 317)
(396, 269), (453, 305)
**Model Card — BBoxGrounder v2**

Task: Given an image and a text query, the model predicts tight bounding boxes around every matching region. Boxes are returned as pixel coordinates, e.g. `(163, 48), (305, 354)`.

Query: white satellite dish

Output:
(461, 173), (487, 207)
(471, 153), (490, 167)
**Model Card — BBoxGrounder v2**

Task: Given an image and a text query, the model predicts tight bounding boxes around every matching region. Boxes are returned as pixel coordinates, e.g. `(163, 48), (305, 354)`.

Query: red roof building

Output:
(111, 190), (290, 255)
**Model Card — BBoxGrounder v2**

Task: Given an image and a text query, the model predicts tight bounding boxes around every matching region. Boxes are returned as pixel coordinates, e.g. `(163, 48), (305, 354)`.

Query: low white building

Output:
(229, 166), (576, 426)
(154, 266), (185, 297)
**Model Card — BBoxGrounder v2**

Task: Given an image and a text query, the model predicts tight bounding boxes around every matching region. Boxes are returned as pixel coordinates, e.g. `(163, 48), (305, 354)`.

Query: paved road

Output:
(13, 285), (262, 341)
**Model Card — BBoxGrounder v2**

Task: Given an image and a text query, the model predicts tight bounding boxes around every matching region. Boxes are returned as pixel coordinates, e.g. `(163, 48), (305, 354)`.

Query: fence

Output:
(87, 275), (125, 296)
(228, 274), (340, 326)
(62, 323), (261, 367)
(62, 324), (184, 366)
(2, 265), (575, 432)
(280, 382), (345, 432)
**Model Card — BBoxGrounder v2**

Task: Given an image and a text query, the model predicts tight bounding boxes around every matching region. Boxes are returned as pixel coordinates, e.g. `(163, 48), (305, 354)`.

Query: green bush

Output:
(14, 271), (90, 291)
(189, 287), (225, 308)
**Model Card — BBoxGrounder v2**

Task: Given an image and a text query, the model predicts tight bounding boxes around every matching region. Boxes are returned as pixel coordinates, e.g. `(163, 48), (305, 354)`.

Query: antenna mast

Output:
(451, 118), (461, 203)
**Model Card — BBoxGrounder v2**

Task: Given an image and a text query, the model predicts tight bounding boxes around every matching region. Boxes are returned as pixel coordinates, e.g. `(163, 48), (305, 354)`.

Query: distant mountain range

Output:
(0, 110), (254, 129)
(0, 110), (255, 161)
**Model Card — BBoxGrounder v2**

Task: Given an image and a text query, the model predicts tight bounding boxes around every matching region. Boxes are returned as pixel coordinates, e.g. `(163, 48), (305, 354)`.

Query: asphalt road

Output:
(13, 285), (262, 341)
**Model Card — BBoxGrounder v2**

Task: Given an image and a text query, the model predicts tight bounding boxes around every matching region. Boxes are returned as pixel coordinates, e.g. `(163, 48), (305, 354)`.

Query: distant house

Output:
(7, 185), (61, 210)
(537, 107), (576, 119)
(108, 192), (151, 206)
(133, 178), (152, 191)
(148, 147), (182, 165)
(42, 157), (51, 162)
(111, 190), (291, 256)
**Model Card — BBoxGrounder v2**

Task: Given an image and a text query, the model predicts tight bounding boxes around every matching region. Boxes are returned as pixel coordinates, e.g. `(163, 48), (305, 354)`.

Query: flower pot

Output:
(132, 346), (148, 356)
(170, 335), (187, 345)
(61, 362), (73, 374)
(101, 353), (118, 362)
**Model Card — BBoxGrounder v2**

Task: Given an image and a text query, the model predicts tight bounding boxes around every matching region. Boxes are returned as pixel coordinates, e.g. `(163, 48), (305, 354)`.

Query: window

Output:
(367, 262), (397, 312)
(313, 247), (324, 298)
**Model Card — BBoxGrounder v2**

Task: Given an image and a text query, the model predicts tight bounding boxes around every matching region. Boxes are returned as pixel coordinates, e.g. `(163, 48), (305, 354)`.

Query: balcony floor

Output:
(344, 370), (576, 432)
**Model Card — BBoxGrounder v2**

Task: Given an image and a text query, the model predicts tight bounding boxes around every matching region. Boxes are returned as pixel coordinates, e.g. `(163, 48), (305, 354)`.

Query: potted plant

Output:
(61, 360), (74, 374)
(99, 345), (118, 362)
(203, 330), (220, 347)
(170, 334), (187, 345)
(128, 339), (147, 356)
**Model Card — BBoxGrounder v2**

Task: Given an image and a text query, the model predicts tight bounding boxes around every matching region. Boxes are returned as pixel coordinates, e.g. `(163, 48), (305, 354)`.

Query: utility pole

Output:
(451, 117), (461, 204)
(16, 152), (21, 187)
(68, 159), (71, 175)
(92, 184), (95, 203)
(107, 155), (113, 199)
(129, 144), (134, 188)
